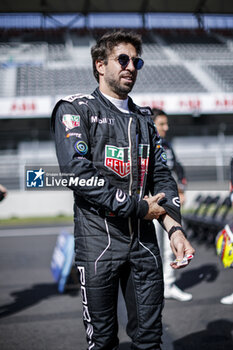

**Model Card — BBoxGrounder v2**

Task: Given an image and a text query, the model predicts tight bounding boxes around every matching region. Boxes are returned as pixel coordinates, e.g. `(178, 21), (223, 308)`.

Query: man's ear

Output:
(95, 60), (105, 78)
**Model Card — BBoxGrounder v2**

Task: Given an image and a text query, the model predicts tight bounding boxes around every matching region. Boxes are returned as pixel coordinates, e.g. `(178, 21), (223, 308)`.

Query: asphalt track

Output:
(0, 224), (232, 350)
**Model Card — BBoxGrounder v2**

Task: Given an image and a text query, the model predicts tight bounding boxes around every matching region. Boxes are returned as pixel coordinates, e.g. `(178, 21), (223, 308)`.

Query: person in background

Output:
(220, 155), (233, 305)
(0, 184), (7, 202)
(151, 108), (192, 302)
(151, 108), (187, 205)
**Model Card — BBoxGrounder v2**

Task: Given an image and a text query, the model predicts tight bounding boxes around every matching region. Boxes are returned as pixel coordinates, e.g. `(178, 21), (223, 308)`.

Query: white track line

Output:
(0, 226), (73, 238)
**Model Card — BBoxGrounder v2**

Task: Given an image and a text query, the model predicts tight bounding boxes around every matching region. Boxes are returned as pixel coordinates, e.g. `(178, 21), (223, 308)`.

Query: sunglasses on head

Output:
(117, 54), (144, 70)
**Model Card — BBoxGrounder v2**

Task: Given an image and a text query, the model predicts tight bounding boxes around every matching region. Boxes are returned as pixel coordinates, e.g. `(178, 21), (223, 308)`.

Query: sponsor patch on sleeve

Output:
(66, 132), (82, 138)
(160, 152), (167, 163)
(172, 197), (181, 207)
(74, 140), (88, 156)
(62, 114), (80, 131)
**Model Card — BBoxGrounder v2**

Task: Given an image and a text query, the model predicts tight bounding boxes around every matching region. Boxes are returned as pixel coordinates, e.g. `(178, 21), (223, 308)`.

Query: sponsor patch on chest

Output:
(105, 145), (130, 177)
(90, 115), (114, 125)
(138, 144), (150, 190)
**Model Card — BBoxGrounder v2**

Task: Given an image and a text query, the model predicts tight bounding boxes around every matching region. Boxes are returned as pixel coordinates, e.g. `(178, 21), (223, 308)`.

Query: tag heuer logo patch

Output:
(62, 114), (80, 130)
(105, 145), (130, 177)
(138, 144), (149, 188)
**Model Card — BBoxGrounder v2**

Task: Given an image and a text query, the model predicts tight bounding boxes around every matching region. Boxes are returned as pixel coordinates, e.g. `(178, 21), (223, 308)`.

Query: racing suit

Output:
(51, 88), (181, 350)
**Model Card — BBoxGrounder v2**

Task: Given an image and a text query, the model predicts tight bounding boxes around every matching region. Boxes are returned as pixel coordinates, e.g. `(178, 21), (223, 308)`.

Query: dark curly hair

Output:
(91, 30), (142, 82)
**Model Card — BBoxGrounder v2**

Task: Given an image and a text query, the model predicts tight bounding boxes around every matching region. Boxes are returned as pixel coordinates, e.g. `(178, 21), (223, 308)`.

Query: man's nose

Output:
(126, 58), (136, 71)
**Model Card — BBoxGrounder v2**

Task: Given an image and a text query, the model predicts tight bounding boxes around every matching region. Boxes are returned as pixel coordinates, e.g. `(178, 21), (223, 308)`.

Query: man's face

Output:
(154, 115), (169, 138)
(99, 42), (138, 99)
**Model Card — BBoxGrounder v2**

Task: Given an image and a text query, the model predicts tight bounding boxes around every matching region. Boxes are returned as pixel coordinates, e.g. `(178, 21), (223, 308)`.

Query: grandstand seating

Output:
(170, 43), (233, 61)
(134, 64), (207, 93)
(0, 43), (11, 55)
(207, 64), (233, 91)
(157, 29), (233, 60)
(48, 44), (70, 61)
(141, 43), (169, 61)
(16, 66), (97, 96)
(0, 28), (233, 96)
(16, 64), (205, 96)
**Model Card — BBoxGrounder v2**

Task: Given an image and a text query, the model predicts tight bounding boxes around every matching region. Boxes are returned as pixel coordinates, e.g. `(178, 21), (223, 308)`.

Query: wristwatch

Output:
(168, 226), (187, 240)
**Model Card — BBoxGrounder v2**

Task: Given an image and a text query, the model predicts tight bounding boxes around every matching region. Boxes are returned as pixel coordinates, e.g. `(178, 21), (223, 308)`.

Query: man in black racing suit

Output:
(51, 30), (195, 350)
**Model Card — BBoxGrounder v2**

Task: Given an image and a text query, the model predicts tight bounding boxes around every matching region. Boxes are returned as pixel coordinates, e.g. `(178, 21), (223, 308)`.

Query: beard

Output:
(105, 72), (136, 98)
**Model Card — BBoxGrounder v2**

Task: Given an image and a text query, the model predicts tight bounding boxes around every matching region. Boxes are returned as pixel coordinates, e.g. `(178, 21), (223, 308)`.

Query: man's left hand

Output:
(169, 230), (195, 269)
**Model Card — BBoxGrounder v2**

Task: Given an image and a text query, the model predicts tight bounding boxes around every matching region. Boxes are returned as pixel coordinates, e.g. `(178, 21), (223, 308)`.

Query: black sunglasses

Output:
(117, 54), (144, 70)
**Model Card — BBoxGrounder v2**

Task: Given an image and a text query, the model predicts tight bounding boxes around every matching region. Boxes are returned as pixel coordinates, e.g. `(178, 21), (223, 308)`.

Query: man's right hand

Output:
(143, 193), (166, 220)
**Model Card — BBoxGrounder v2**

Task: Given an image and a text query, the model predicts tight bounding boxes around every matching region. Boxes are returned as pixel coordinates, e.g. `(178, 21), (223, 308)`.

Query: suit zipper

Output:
(128, 117), (133, 236)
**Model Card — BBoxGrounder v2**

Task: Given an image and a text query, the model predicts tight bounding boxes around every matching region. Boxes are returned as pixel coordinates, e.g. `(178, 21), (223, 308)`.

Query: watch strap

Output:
(168, 226), (187, 240)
